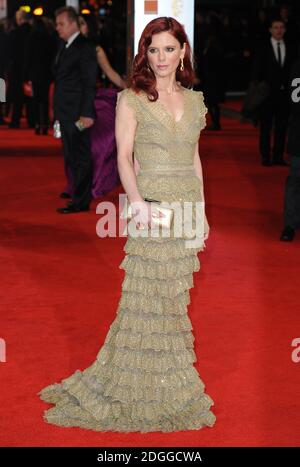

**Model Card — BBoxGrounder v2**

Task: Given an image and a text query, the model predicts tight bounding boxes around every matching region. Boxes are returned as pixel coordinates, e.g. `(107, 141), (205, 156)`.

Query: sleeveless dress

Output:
(38, 86), (217, 433)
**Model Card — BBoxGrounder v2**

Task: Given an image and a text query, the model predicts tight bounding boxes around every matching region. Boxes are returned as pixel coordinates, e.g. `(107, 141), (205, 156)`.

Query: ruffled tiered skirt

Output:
(38, 173), (216, 432)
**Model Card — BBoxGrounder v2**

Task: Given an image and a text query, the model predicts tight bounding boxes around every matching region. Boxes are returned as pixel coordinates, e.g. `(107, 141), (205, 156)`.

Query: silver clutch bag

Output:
(124, 197), (174, 229)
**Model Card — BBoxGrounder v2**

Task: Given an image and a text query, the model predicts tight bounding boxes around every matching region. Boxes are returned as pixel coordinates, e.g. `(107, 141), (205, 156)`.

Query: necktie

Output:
(55, 41), (67, 65)
(277, 42), (282, 67)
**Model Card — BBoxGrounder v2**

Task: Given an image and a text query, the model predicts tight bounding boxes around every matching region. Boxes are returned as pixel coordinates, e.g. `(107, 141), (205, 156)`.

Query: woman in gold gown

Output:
(38, 16), (216, 433)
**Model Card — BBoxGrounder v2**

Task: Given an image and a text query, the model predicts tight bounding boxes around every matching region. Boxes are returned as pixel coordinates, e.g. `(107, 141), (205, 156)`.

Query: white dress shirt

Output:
(65, 31), (80, 48)
(270, 36), (286, 66)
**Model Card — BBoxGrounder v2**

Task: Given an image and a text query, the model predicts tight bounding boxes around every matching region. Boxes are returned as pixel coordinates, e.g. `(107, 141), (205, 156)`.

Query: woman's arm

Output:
(116, 92), (152, 228)
(96, 46), (126, 89)
(115, 93), (142, 203)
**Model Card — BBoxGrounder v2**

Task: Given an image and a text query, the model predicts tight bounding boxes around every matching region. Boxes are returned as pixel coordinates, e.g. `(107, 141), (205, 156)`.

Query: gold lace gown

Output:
(38, 87), (216, 432)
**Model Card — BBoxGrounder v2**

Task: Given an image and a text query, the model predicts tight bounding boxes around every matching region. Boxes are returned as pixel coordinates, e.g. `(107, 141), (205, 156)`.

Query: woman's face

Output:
(146, 31), (185, 79)
(79, 17), (88, 36)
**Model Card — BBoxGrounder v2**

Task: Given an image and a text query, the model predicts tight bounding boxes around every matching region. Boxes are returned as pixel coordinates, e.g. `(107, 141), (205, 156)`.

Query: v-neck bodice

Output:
(118, 86), (207, 176)
(155, 87), (186, 124)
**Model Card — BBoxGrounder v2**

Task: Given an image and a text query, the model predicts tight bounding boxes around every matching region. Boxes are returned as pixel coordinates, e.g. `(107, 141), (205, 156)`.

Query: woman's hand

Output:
(130, 200), (152, 230)
(130, 201), (165, 230)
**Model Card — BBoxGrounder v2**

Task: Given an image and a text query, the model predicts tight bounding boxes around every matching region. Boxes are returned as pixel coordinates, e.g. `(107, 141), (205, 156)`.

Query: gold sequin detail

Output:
(38, 86), (216, 433)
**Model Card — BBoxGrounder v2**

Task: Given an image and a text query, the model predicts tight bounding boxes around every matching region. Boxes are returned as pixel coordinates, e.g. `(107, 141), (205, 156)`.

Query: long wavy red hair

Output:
(129, 17), (195, 101)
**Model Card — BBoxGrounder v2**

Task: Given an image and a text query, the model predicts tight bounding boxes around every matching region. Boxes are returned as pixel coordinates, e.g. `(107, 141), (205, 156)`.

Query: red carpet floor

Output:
(0, 117), (300, 447)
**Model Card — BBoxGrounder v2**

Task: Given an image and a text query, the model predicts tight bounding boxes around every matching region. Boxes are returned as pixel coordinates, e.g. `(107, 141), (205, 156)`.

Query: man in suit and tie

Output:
(251, 17), (295, 166)
(54, 6), (97, 213)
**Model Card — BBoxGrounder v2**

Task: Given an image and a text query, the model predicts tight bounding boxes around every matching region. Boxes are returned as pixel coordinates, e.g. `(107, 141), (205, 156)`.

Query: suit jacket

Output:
(8, 23), (31, 88)
(287, 58), (300, 156)
(53, 34), (97, 121)
(0, 30), (9, 77)
(251, 38), (295, 95)
(24, 29), (56, 84)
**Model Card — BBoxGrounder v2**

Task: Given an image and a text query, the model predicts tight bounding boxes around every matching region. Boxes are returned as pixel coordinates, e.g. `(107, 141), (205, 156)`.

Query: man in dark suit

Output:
(54, 6), (97, 214)
(8, 9), (34, 128)
(280, 57), (300, 241)
(251, 17), (295, 166)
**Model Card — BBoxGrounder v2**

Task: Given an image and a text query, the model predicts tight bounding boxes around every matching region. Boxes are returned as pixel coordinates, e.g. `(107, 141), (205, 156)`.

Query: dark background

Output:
(6, 0), (300, 17)
(5, 0), (300, 93)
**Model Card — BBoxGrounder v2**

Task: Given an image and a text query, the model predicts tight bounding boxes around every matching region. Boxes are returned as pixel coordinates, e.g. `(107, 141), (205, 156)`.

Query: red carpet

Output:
(0, 117), (300, 447)
(221, 99), (244, 112)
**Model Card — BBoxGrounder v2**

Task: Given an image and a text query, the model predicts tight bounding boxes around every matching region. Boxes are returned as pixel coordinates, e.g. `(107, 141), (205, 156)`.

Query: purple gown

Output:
(64, 87), (121, 199)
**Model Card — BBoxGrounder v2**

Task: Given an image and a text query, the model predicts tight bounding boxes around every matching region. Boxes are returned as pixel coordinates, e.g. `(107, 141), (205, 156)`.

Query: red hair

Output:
(129, 17), (195, 101)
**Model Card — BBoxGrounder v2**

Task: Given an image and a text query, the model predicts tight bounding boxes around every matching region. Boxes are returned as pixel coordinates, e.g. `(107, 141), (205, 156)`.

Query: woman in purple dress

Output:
(61, 15), (126, 200)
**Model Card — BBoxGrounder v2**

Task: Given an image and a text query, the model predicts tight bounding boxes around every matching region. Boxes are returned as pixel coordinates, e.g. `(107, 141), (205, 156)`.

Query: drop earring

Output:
(180, 58), (184, 71)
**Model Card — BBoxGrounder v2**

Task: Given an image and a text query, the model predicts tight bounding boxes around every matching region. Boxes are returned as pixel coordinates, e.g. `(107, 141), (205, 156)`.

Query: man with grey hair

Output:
(54, 6), (97, 213)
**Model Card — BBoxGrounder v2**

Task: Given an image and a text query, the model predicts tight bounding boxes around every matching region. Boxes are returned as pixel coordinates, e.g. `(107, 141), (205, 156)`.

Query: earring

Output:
(180, 58), (184, 71)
